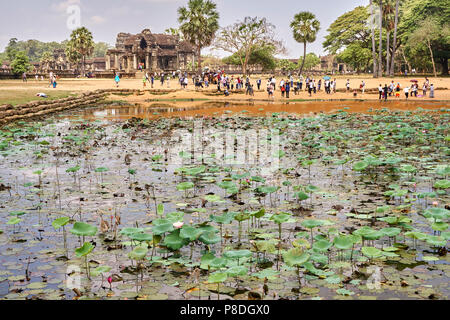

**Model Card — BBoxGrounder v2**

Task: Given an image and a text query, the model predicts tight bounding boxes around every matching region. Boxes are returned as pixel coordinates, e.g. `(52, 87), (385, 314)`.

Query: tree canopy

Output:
(178, 0), (220, 73)
(215, 16), (284, 75)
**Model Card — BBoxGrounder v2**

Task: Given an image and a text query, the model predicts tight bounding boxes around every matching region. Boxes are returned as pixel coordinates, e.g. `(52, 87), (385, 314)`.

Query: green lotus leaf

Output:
(434, 180), (450, 189)
(210, 212), (236, 225)
(353, 161), (369, 171)
(432, 222), (449, 232)
(226, 266), (248, 277)
(199, 231), (221, 245)
(252, 269), (279, 280)
(166, 211), (184, 223)
(128, 246), (148, 260)
(380, 227), (401, 238)
(179, 225), (203, 241)
(163, 229), (189, 250)
(234, 212), (250, 222)
(70, 222), (97, 237)
(9, 211), (26, 216)
(217, 181), (236, 190)
(292, 238), (311, 249)
(270, 212), (291, 224)
(52, 217), (70, 230)
(157, 203), (164, 216)
(361, 247), (383, 259)
(120, 227), (144, 236)
(283, 248), (310, 267)
(75, 242), (94, 257)
(152, 219), (175, 235)
(223, 250), (252, 260)
(91, 266), (112, 277)
(176, 182), (194, 191)
(209, 257), (228, 269)
(425, 235), (447, 247)
(400, 164), (416, 173)
(313, 239), (333, 252)
(250, 209), (265, 219)
(7, 217), (22, 225)
(333, 235), (354, 250)
(208, 272), (227, 284)
(203, 194), (222, 203)
(424, 208), (449, 221)
(301, 219), (324, 229)
(130, 232), (153, 242)
(404, 231), (428, 240)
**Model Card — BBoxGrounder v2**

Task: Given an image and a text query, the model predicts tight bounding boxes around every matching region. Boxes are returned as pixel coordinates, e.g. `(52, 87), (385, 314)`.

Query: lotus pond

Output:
(0, 102), (449, 300)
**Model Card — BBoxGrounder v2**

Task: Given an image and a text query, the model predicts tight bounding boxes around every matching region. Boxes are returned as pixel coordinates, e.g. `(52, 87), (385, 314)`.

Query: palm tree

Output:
(66, 27), (94, 77)
(383, 0), (395, 75)
(178, 0), (219, 74)
(378, 0), (383, 77)
(290, 12), (320, 76)
(389, 0), (399, 77)
(370, 0), (378, 77)
(40, 51), (54, 72)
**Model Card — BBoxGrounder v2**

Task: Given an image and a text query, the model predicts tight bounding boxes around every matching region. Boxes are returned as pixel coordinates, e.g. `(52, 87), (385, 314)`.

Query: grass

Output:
(0, 90), (76, 106)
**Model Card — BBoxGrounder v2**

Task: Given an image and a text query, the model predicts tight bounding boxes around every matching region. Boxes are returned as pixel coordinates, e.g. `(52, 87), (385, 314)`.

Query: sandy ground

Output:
(0, 75), (449, 104)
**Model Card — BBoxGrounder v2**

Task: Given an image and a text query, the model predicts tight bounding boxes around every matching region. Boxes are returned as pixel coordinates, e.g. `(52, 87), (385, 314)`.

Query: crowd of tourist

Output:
(108, 70), (438, 100)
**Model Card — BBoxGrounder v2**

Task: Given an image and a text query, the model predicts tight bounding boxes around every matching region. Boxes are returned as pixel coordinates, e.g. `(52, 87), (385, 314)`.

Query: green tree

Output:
(40, 51), (54, 70)
(215, 17), (284, 75)
(66, 27), (94, 76)
(5, 38), (19, 61)
(222, 43), (278, 72)
(399, 0), (450, 75)
(178, 0), (220, 74)
(164, 28), (185, 41)
(323, 7), (370, 54)
(290, 12), (321, 76)
(408, 18), (445, 77)
(93, 42), (111, 58)
(10, 51), (31, 75)
(300, 53), (320, 71)
(337, 42), (372, 73)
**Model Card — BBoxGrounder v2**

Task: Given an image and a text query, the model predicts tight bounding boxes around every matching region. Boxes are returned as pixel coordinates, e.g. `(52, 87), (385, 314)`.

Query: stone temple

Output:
(105, 29), (196, 73)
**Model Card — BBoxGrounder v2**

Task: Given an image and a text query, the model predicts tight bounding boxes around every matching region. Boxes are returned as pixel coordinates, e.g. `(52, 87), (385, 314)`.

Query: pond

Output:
(0, 100), (448, 300)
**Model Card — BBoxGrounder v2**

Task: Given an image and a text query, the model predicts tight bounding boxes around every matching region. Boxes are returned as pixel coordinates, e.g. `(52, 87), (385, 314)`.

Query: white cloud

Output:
(90, 15), (106, 24)
(51, 0), (81, 13)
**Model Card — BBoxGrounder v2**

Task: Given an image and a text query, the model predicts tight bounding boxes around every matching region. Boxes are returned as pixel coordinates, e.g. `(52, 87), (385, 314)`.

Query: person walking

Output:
(404, 86), (410, 99)
(281, 82), (285, 98)
(285, 81), (290, 99)
(257, 78), (261, 90)
(383, 84), (388, 101)
(378, 84), (383, 100)
(361, 81), (366, 94)
(114, 73), (120, 88)
(308, 80), (313, 97)
(333, 79), (337, 94)
(318, 79), (322, 92)
(346, 79), (350, 92)
(429, 84), (434, 98)
(422, 82), (427, 96)
(151, 74), (155, 88)
(22, 72), (27, 82)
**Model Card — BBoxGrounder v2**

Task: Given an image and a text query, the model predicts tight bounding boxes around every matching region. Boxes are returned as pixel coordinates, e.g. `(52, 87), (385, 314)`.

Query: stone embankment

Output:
(0, 89), (141, 125)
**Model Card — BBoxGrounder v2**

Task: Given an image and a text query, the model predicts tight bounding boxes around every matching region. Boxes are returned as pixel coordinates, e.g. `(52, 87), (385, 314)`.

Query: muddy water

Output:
(73, 100), (448, 121)
(0, 100), (448, 301)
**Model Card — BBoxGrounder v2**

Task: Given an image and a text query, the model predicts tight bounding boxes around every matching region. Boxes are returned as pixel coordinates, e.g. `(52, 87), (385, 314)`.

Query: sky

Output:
(0, 0), (367, 58)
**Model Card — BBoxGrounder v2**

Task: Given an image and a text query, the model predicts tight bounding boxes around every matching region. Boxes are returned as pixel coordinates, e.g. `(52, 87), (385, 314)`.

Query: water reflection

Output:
(75, 100), (448, 121)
